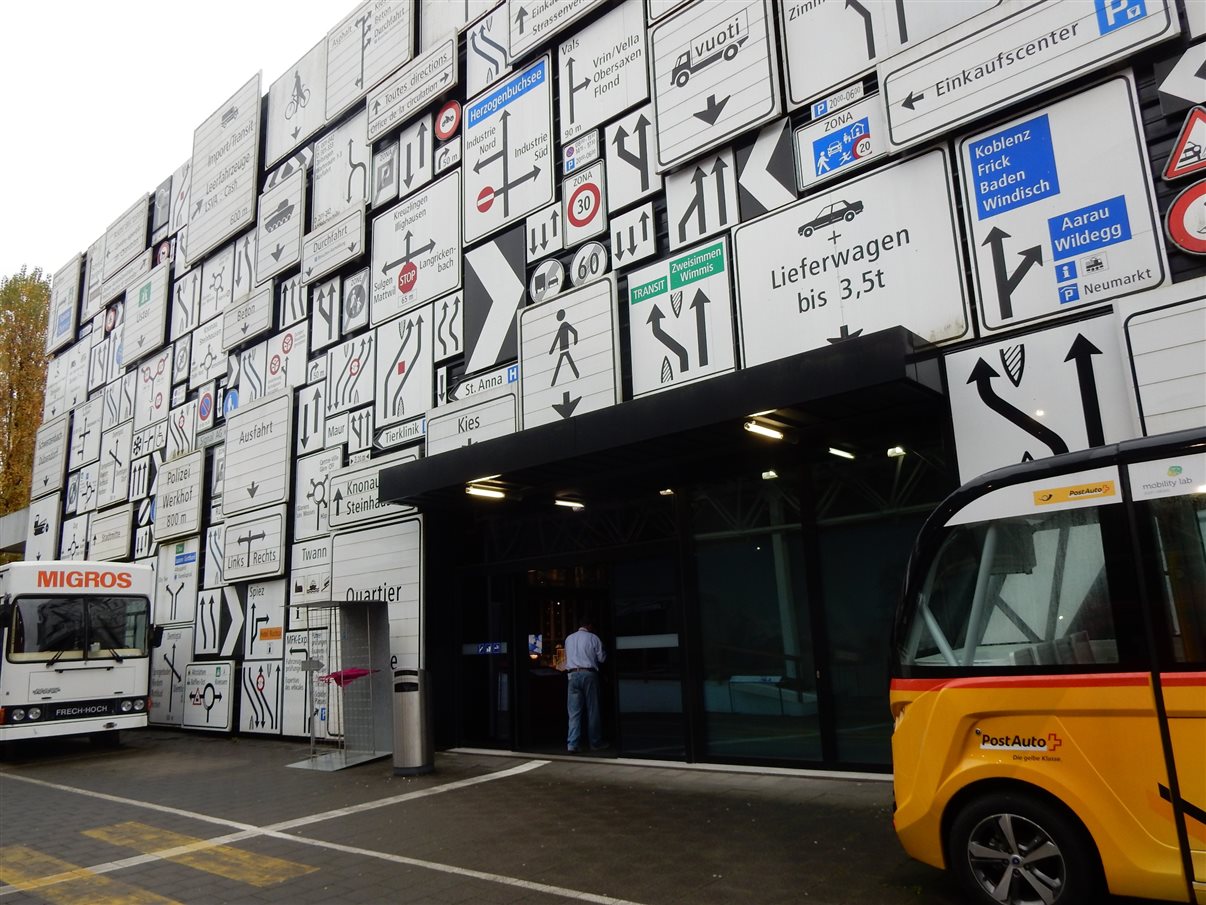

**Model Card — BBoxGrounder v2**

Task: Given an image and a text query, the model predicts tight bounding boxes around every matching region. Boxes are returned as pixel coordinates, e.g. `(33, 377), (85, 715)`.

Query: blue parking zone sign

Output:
(1095, 0), (1147, 35)
(811, 116), (871, 178)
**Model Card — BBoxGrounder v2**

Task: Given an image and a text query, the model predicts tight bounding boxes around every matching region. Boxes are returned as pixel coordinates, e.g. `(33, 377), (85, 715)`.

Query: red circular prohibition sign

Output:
(1165, 179), (1206, 256)
(567, 183), (601, 228)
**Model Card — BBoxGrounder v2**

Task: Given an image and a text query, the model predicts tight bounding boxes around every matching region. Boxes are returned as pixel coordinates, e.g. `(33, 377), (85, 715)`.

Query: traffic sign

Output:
(135, 348), (173, 430)
(294, 447), (342, 540)
(198, 243), (233, 323)
(946, 316), (1137, 482)
(327, 448), (418, 530)
(195, 588), (242, 658)
(735, 118), (797, 219)
(733, 149), (968, 367)
(427, 390), (518, 455)
(264, 40), (327, 167)
(343, 269), (371, 335)
(563, 161), (607, 245)
(254, 169), (305, 283)
(463, 56), (555, 244)
(326, 0), (415, 121)
(626, 237), (736, 398)
(556, 0), (648, 142)
(372, 141), (399, 208)
(25, 492), (61, 562)
(563, 130), (599, 174)
(155, 449), (204, 542)
(89, 505), (132, 562)
(301, 206), (365, 285)
(610, 202), (656, 269)
(223, 390), (293, 516)
(325, 333), (376, 416)
(243, 580), (286, 661)
(463, 225), (527, 373)
(47, 254), (82, 354)
(102, 195), (150, 282)
(156, 537), (200, 625)
(881, 0), (1178, 152)
(183, 662), (234, 731)
(223, 505), (287, 582)
(603, 105), (661, 212)
(665, 148), (737, 250)
(436, 138), (461, 174)
(291, 537), (333, 608)
(433, 291), (464, 362)
(123, 264), (170, 363)
(466, 5), (510, 96)
(375, 304), (434, 428)
(311, 277), (341, 353)
(398, 114), (434, 198)
(793, 94), (887, 192)
(312, 110), (369, 229)
(31, 417), (69, 501)
(777, 0), (993, 114)
(570, 242), (609, 286)
(530, 259), (566, 303)
(1165, 180), (1206, 256)
(519, 276), (618, 430)
(223, 285), (273, 351)
(190, 317), (226, 389)
(95, 421), (133, 510)
(186, 74), (261, 266)
(263, 322), (309, 397)
(366, 36), (457, 142)
(436, 100), (461, 140)
(1163, 107), (1206, 182)
(372, 171), (463, 325)
(649, 0), (781, 170)
(1156, 43), (1206, 117)
(509, 0), (606, 60)
(958, 77), (1165, 332)
(525, 203), (564, 262)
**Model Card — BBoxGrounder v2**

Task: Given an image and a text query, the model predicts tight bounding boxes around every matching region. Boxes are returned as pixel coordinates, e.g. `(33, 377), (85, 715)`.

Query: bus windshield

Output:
(7, 595), (152, 663)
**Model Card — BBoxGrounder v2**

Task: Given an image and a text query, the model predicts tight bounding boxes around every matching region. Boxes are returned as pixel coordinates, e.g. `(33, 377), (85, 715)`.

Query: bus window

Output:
(1141, 493), (1206, 664)
(901, 506), (1118, 668)
(88, 597), (152, 656)
(8, 596), (151, 662)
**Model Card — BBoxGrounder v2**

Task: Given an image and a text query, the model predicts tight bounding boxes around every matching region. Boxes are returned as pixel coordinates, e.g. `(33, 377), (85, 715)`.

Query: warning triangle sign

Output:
(1162, 106), (1206, 182)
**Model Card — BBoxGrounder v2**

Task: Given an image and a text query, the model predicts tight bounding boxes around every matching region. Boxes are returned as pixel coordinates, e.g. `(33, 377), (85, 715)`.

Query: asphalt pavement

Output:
(0, 730), (1165, 904)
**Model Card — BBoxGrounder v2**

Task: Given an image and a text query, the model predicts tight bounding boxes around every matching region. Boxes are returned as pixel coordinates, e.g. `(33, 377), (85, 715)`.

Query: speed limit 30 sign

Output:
(563, 161), (607, 246)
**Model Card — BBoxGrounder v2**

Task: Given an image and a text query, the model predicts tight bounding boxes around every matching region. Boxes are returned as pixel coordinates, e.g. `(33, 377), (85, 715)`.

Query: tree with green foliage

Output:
(0, 268), (50, 516)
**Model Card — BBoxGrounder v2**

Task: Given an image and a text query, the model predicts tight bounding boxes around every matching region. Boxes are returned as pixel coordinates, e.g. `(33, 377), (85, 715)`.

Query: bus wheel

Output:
(948, 792), (1099, 905)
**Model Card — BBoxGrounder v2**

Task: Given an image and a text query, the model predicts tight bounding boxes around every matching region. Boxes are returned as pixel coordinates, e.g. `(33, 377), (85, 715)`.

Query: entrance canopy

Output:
(379, 328), (942, 508)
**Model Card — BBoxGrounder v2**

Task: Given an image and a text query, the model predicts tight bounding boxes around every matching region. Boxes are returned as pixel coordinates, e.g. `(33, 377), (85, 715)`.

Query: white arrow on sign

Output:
(1158, 43), (1206, 116)
(328, 448), (418, 529)
(610, 202), (656, 269)
(666, 149), (738, 250)
(735, 118), (797, 218)
(302, 206), (365, 286)
(223, 505), (287, 582)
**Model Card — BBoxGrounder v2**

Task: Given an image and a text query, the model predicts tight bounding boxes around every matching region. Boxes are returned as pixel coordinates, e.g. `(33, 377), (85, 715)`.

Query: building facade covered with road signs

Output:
(28, 0), (1206, 770)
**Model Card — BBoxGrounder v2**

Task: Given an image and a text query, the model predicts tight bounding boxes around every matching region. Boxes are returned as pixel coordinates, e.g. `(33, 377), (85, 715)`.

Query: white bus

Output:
(0, 560), (158, 743)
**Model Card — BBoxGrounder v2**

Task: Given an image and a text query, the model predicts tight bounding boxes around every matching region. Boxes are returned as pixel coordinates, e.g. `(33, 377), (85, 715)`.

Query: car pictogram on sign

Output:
(798, 199), (864, 236)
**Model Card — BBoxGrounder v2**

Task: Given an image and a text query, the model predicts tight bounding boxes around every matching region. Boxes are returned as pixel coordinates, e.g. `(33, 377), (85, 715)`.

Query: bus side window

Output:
(1142, 494), (1206, 665)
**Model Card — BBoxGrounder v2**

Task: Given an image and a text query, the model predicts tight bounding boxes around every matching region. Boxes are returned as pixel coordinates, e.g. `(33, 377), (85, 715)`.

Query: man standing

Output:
(564, 622), (606, 753)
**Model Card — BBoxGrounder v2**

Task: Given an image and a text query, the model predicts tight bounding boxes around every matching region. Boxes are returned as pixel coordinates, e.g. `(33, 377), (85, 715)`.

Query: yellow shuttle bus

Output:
(891, 429), (1205, 905)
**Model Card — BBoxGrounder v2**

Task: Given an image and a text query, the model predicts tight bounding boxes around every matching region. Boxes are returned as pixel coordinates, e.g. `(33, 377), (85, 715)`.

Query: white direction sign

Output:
(26, 493), (61, 562)
(195, 588), (243, 658)
(463, 56), (555, 244)
(421, 0), (494, 52)
(183, 662), (234, 731)
(190, 316), (226, 389)
(187, 74), (261, 265)
(665, 148), (738, 250)
(509, 0), (606, 59)
(313, 111), (369, 229)
(519, 276), (618, 429)
(604, 105), (661, 212)
(149, 624), (192, 726)
(466, 6), (511, 97)
(291, 537), (333, 608)
(650, 0), (780, 170)
(372, 171), (463, 324)
(959, 76), (1165, 333)
(135, 348), (173, 430)
(526, 203), (563, 262)
(611, 202), (657, 269)
(778, 0), (995, 113)
(302, 206), (365, 285)
(326, 333), (376, 416)
(223, 391), (293, 516)
(328, 448), (418, 530)
(294, 447), (342, 540)
(96, 421), (133, 510)
(47, 255), (82, 354)
(155, 450), (204, 542)
(89, 505), (132, 562)
(397, 115), (434, 198)
(881, 0), (1179, 152)
(367, 36), (458, 142)
(123, 264), (170, 363)
(556, 0), (648, 142)
(326, 0), (416, 121)
(735, 118), (797, 220)
(224, 505), (287, 581)
(102, 196), (149, 281)
(223, 285), (273, 351)
(428, 366), (519, 455)
(627, 238), (735, 397)
(563, 161), (607, 245)
(265, 41), (327, 167)
(254, 170), (305, 283)
(733, 149), (968, 368)
(373, 141), (399, 208)
(244, 580), (286, 661)
(156, 537), (200, 625)
(794, 94), (888, 192)
(375, 305), (434, 428)
(947, 315), (1137, 482)
(264, 322), (309, 397)
(239, 657), (283, 735)
(69, 397), (103, 471)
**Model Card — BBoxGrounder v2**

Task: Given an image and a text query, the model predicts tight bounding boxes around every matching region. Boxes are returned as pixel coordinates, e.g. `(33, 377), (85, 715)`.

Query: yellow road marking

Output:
(0, 845), (180, 905)
(83, 822), (316, 888)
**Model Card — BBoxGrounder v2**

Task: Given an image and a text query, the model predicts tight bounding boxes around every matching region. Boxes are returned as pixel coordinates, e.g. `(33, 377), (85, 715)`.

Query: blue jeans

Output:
(566, 670), (603, 750)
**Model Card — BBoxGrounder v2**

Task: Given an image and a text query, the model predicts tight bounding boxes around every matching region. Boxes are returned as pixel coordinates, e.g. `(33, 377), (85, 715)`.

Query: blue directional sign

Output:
(967, 115), (1060, 220)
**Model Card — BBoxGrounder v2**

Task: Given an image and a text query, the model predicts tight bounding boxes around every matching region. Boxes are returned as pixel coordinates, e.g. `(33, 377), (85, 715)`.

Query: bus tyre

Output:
(949, 792), (1100, 905)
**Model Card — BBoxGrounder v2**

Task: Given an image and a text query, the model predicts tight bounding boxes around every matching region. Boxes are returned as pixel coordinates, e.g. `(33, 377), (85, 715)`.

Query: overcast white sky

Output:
(0, 1), (358, 280)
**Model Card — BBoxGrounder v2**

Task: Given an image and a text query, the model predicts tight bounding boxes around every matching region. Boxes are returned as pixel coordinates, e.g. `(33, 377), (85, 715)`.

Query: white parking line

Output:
(0, 761), (652, 905)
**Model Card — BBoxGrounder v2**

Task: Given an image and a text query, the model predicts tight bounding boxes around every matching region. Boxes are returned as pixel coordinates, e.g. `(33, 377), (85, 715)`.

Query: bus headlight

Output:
(133, 699), (146, 712)
(27, 707), (41, 720)
(120, 700), (133, 712)
(10, 709), (25, 722)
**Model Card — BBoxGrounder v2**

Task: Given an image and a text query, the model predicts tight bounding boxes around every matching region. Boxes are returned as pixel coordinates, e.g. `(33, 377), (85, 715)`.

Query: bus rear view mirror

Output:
(989, 522), (1037, 575)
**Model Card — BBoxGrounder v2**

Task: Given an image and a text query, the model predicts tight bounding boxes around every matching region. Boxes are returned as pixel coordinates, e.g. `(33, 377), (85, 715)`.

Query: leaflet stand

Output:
(287, 598), (392, 772)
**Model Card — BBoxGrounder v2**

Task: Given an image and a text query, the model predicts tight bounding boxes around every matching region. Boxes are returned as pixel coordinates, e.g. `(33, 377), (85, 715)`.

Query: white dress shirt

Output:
(564, 627), (606, 670)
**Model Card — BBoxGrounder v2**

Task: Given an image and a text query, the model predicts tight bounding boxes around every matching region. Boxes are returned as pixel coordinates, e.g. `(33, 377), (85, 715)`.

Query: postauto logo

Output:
(976, 728), (1063, 752)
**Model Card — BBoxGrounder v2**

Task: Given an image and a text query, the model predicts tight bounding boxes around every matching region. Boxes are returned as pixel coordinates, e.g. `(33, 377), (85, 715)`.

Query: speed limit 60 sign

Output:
(563, 161), (607, 246)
